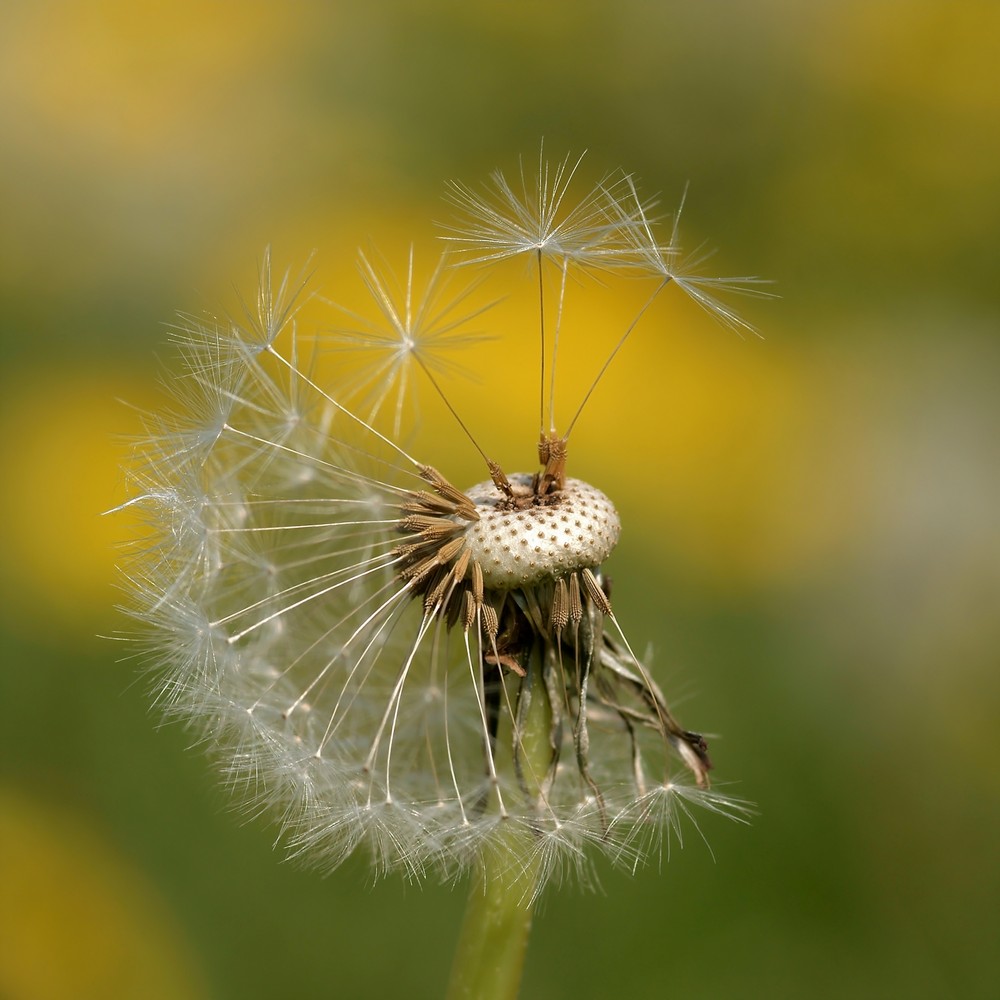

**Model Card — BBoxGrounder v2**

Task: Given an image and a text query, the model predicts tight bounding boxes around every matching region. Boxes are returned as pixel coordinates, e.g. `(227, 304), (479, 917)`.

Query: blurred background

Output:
(1, 1), (998, 997)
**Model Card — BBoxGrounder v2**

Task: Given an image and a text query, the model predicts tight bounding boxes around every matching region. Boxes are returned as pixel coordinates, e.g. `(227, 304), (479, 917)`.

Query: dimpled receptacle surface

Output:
(463, 474), (621, 589)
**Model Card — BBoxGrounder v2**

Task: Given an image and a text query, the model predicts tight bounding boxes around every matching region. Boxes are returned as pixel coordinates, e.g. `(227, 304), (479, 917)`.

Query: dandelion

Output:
(115, 151), (763, 998)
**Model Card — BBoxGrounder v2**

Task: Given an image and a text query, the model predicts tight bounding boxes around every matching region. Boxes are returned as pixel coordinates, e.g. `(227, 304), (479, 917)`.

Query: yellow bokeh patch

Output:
(0, 366), (159, 642)
(0, 786), (208, 1000)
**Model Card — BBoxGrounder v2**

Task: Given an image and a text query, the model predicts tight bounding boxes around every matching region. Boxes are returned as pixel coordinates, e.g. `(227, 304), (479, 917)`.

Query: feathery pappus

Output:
(115, 150), (768, 891)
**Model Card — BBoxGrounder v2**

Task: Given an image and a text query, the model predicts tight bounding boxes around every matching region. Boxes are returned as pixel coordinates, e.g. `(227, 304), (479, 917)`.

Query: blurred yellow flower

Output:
(0, 786), (208, 1000)
(0, 368), (158, 640)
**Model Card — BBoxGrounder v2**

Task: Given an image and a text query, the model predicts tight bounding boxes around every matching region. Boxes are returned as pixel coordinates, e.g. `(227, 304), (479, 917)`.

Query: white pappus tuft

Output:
(115, 152), (761, 891)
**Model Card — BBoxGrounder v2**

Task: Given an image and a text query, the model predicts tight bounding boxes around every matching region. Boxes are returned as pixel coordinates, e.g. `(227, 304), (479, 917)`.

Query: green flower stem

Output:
(446, 645), (551, 1000)
(445, 849), (540, 1000)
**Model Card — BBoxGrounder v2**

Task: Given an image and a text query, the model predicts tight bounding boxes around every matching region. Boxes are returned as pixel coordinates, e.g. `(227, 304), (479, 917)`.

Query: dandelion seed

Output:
(442, 146), (643, 267)
(612, 176), (777, 338)
(115, 151), (762, 893)
(320, 246), (497, 440)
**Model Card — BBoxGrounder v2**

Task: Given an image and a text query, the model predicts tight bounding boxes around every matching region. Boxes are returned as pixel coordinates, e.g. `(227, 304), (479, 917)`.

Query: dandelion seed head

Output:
(115, 150), (763, 890)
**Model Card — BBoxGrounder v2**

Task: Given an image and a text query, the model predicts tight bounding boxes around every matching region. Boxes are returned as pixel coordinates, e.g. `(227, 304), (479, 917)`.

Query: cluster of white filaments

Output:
(119, 150), (766, 888)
